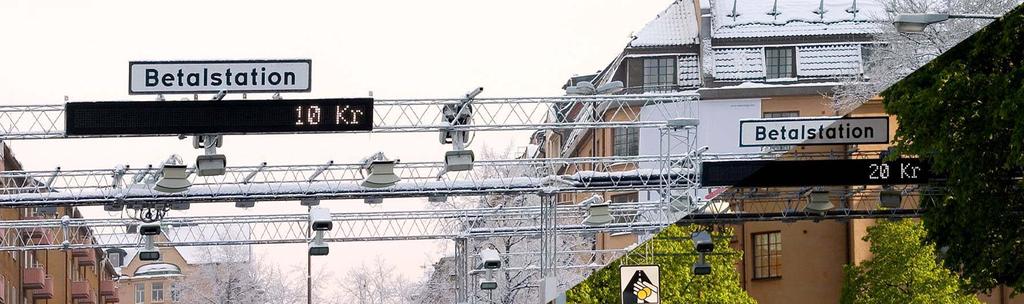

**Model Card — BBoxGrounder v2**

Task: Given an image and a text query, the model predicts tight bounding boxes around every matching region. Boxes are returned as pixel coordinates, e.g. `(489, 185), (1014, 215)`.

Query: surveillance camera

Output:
(692, 231), (714, 253)
(139, 221), (162, 236)
(479, 248), (501, 270)
(308, 241), (329, 256)
(196, 154), (227, 176)
(212, 90), (227, 101)
(479, 278), (497, 290)
(139, 249), (161, 261)
(309, 207), (333, 231)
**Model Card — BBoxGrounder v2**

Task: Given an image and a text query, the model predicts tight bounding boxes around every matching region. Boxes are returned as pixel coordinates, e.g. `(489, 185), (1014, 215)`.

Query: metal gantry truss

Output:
(0, 155), (693, 207)
(0, 201), (669, 251)
(0, 94), (698, 140)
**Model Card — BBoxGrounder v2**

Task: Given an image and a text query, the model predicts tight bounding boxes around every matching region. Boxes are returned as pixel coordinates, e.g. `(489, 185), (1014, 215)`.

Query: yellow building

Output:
(0, 143), (120, 304)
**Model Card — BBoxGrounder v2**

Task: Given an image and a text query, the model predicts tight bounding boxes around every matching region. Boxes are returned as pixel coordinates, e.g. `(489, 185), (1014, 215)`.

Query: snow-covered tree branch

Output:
(830, 0), (1021, 113)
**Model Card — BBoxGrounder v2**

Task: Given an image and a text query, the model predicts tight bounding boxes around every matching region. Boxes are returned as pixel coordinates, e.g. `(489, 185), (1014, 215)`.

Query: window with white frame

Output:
(135, 283), (145, 304)
(765, 47), (795, 79)
(642, 57), (676, 91)
(152, 282), (164, 302)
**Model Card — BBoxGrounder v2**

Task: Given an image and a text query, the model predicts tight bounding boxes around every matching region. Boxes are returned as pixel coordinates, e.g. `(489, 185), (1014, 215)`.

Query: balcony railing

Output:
(71, 281), (96, 304)
(32, 276), (53, 299)
(99, 280), (117, 297)
(22, 267), (44, 289)
(76, 248), (96, 266)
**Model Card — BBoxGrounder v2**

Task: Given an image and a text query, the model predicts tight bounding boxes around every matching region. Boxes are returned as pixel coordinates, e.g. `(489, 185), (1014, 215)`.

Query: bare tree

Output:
(831, 0), (1021, 113)
(174, 245), (328, 304)
(417, 146), (593, 304)
(336, 257), (417, 303)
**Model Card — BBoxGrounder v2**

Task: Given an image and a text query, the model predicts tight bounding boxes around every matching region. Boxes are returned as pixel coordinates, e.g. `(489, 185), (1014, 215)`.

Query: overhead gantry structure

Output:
(0, 155), (691, 207)
(0, 201), (671, 251)
(0, 94), (698, 140)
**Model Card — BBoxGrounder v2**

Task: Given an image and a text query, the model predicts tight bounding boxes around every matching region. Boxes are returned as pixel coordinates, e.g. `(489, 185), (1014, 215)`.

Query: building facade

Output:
(0, 143), (120, 304)
(547, 0), (1021, 303)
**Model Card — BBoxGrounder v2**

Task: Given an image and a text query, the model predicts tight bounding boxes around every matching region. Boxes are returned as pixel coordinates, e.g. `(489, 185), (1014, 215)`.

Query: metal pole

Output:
(307, 205), (312, 304)
(455, 237), (469, 303)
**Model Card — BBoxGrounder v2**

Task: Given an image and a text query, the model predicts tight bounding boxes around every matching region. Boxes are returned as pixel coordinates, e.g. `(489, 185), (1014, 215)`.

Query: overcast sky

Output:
(0, 0), (674, 294)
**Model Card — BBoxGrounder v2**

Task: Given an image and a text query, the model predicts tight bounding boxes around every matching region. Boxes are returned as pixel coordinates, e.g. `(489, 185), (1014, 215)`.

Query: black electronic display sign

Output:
(701, 158), (933, 187)
(65, 98), (373, 136)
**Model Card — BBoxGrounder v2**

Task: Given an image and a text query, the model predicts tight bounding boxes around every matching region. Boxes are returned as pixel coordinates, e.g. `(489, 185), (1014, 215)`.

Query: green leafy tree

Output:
(566, 225), (754, 304)
(841, 220), (979, 304)
(881, 4), (1024, 292)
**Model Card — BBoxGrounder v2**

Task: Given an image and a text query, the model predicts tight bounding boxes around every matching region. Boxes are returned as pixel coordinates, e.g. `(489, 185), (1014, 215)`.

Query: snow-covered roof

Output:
(629, 0), (699, 47)
(711, 0), (886, 38)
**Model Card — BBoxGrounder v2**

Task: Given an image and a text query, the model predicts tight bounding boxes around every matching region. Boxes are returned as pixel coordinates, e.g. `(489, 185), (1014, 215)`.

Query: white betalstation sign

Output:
(739, 116), (889, 146)
(128, 59), (312, 94)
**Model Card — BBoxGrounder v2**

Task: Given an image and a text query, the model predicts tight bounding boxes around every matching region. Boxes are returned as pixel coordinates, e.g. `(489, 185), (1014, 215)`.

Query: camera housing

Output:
(479, 248), (501, 270)
(309, 207), (333, 231)
(692, 231), (714, 253)
(139, 221), (162, 236)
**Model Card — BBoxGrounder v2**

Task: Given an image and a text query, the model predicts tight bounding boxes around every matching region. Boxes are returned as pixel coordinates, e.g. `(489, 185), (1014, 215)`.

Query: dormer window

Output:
(642, 57), (676, 91)
(765, 47), (796, 80)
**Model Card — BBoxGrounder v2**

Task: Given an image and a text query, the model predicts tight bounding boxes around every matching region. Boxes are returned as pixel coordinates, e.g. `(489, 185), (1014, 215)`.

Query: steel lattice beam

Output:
(0, 94), (697, 140)
(0, 155), (693, 207)
(0, 202), (670, 251)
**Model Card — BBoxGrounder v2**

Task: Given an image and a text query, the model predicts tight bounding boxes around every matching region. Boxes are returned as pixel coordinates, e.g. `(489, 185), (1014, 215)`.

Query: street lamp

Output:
(894, 13), (999, 33)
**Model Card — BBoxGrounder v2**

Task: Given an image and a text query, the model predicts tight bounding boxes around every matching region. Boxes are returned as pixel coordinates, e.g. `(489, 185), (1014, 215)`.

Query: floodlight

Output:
(308, 233), (329, 256)
(309, 207), (333, 231)
(362, 159), (401, 188)
(692, 254), (711, 276)
(583, 203), (613, 226)
(169, 202), (190, 210)
(573, 80), (598, 94)
(139, 250), (161, 261)
(364, 197), (383, 205)
(667, 117), (700, 128)
(103, 202), (124, 212)
(479, 279), (498, 290)
(670, 195), (692, 212)
(235, 199), (256, 208)
(805, 191), (834, 213)
(692, 231), (714, 253)
(879, 189), (902, 209)
(300, 198), (320, 207)
(596, 81), (624, 94)
(139, 235), (160, 261)
(427, 195), (448, 203)
(195, 154), (226, 176)
(894, 13), (949, 33)
(580, 195), (613, 226)
(154, 163), (191, 193)
(445, 150), (475, 172)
